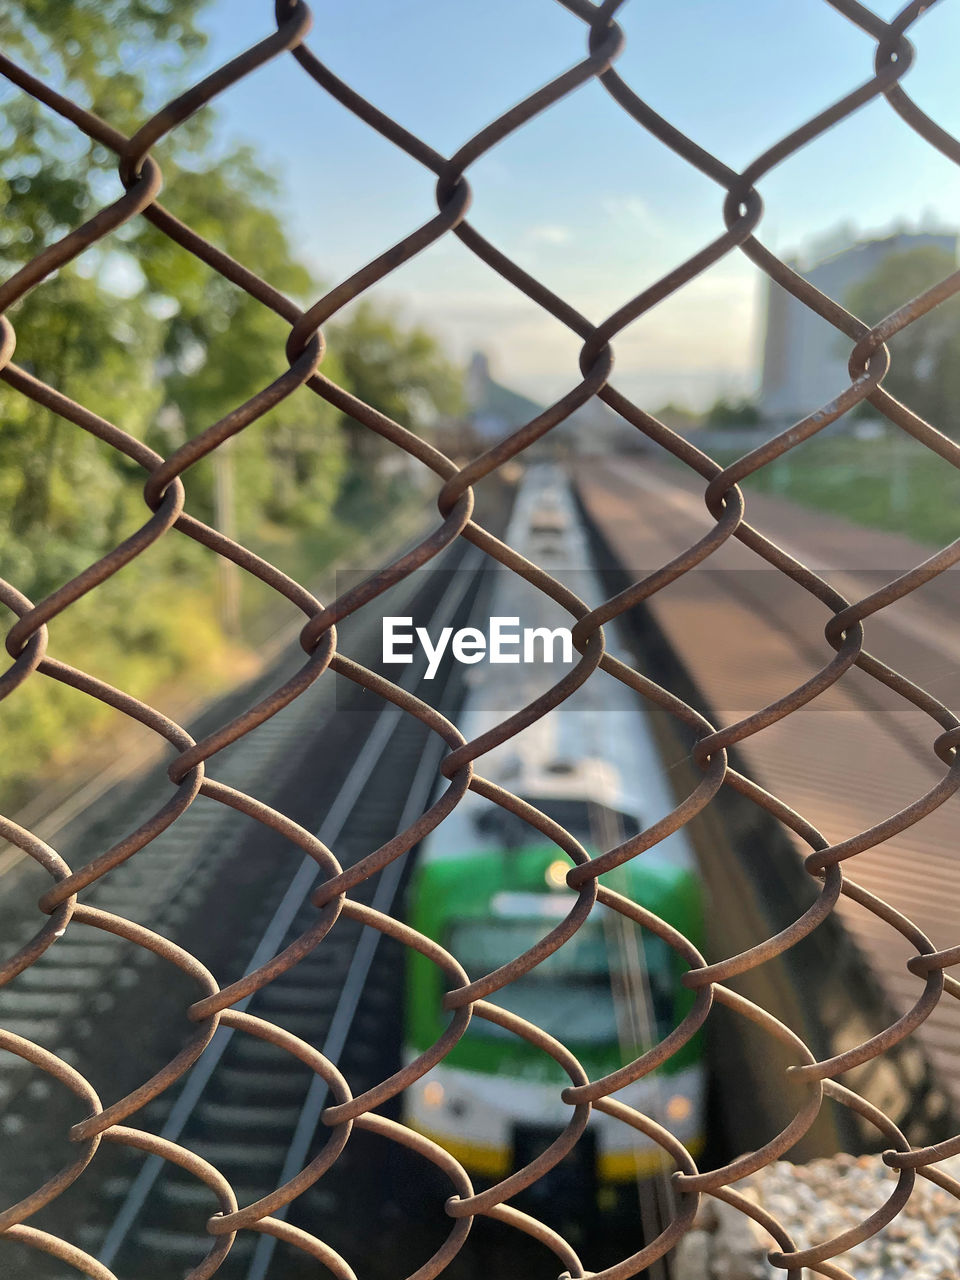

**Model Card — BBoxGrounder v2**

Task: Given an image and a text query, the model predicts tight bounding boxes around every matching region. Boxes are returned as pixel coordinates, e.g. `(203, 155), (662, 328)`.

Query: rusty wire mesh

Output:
(2, 0), (960, 1276)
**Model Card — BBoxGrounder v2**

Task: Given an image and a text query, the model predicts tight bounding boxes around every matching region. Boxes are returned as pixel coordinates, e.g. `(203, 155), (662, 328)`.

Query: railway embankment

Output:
(675, 1153), (960, 1279)
(574, 459), (956, 1158)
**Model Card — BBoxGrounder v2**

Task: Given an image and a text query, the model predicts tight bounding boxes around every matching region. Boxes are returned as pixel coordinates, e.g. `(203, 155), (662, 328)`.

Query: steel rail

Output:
(244, 717), (460, 1280)
(98, 548), (482, 1269)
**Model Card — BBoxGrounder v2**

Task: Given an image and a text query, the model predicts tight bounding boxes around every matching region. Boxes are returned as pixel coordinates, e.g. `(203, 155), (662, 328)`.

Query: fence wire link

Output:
(2, 0), (960, 1276)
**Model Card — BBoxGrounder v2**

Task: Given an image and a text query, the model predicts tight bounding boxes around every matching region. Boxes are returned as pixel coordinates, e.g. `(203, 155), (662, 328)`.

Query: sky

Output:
(173, 0), (960, 410)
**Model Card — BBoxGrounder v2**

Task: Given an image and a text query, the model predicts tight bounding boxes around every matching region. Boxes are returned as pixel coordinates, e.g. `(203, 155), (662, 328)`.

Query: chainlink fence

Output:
(2, 0), (960, 1277)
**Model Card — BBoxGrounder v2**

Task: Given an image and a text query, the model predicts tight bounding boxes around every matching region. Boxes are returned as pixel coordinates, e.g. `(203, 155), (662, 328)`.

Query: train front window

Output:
(474, 797), (640, 848)
(448, 917), (674, 1047)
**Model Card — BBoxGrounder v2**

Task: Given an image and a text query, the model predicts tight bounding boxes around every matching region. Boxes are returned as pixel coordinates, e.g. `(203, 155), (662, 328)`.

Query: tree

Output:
(845, 245), (960, 434)
(704, 396), (760, 430)
(653, 401), (702, 434)
(0, 1), (463, 802)
(0, 5), (465, 566)
(130, 147), (347, 546)
(330, 301), (465, 470)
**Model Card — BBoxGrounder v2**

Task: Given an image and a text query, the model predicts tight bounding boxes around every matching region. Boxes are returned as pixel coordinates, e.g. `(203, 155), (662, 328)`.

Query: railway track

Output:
(0, 535), (493, 1279)
(98, 557), (484, 1280)
(3, 467), (773, 1279)
(2, 474), (704, 1280)
(15, 444), (926, 1276)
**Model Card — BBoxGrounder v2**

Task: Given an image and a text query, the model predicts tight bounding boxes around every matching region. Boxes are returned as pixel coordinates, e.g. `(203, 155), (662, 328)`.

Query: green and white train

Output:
(403, 465), (706, 1193)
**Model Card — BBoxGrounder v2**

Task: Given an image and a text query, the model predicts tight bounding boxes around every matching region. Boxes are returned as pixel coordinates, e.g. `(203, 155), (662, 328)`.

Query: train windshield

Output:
(448, 916), (674, 1046)
(476, 797), (640, 848)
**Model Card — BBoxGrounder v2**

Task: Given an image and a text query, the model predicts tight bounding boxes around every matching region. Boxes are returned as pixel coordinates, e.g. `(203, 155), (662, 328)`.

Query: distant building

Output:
(759, 230), (959, 425)
(465, 352), (544, 441)
(465, 351), (646, 454)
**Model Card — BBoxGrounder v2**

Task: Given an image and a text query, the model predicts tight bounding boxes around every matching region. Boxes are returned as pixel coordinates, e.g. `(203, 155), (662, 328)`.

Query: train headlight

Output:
(545, 860), (568, 890)
(423, 1081), (445, 1109)
(665, 1094), (692, 1123)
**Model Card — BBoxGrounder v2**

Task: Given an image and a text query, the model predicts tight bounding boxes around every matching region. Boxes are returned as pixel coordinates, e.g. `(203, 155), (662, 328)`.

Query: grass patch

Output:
(0, 482), (428, 814)
(711, 432), (960, 548)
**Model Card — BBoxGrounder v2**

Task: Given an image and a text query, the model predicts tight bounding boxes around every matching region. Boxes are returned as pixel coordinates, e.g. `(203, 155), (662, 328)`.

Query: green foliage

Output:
(846, 245), (960, 435)
(0, 1), (207, 124)
(332, 301), (465, 434)
(712, 432), (960, 549)
(130, 149), (348, 541)
(0, 1), (464, 806)
(0, 0), (209, 282)
(704, 395), (760, 429)
(653, 401), (702, 433)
